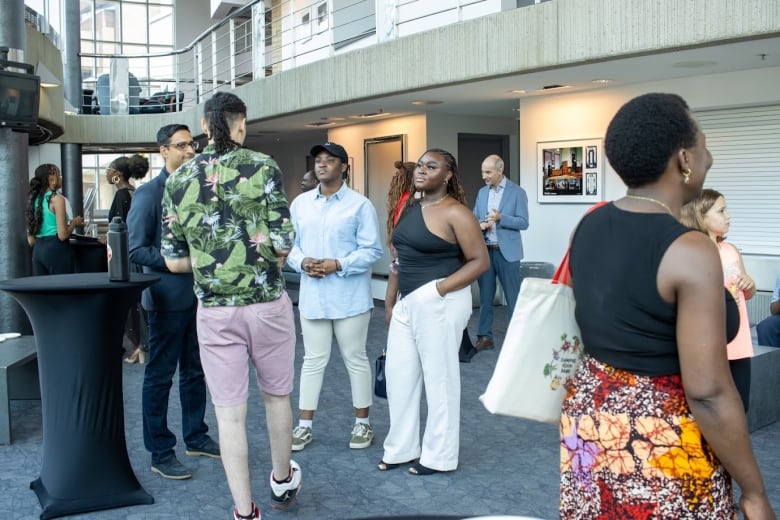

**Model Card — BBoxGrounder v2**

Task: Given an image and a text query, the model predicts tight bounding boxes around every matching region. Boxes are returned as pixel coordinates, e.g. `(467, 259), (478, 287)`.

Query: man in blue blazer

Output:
(472, 155), (529, 351)
(127, 124), (219, 480)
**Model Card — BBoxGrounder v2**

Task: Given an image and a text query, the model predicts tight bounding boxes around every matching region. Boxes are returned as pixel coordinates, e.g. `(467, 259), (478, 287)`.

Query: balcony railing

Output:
(78, 0), (545, 115)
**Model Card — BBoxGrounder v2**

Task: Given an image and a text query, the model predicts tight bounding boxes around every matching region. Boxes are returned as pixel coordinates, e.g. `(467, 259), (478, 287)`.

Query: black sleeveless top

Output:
(570, 203), (739, 376)
(392, 204), (462, 297)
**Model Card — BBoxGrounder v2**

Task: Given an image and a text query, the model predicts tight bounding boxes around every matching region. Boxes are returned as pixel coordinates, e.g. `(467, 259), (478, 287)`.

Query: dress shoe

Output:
(475, 337), (495, 351)
(459, 345), (478, 363)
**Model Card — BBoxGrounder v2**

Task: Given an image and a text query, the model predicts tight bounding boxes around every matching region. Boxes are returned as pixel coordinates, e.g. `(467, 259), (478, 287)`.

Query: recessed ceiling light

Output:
(305, 121), (337, 127)
(350, 110), (393, 119)
(672, 60), (717, 68)
(411, 100), (442, 106)
(591, 78), (613, 84)
(510, 89), (526, 94)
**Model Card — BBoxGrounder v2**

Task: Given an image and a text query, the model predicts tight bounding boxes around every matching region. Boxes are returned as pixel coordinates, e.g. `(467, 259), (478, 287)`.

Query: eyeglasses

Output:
(165, 141), (199, 151)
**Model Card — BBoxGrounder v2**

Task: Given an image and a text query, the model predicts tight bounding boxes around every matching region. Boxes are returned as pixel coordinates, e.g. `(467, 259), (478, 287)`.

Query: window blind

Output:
(696, 105), (780, 255)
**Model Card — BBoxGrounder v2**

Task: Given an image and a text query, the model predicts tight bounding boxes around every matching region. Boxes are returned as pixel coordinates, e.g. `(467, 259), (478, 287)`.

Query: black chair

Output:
(82, 89), (95, 115)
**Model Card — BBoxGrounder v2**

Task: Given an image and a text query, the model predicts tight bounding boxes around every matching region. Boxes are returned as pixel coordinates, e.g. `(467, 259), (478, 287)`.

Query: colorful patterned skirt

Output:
(560, 355), (735, 519)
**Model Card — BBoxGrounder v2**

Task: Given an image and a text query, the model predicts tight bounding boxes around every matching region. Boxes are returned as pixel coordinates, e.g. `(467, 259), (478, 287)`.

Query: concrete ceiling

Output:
(244, 36), (780, 147)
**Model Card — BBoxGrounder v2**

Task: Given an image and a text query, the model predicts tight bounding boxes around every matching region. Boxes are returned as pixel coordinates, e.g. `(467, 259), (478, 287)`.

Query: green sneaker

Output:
(349, 423), (374, 449)
(292, 426), (312, 451)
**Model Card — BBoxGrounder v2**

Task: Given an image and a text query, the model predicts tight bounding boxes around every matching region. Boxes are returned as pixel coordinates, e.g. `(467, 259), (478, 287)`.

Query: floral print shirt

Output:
(161, 144), (294, 307)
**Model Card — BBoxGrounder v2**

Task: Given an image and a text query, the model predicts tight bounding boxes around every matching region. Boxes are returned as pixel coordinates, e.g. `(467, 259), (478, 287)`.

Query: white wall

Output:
(518, 66), (780, 291)
(426, 112), (519, 180)
(327, 113), (427, 195)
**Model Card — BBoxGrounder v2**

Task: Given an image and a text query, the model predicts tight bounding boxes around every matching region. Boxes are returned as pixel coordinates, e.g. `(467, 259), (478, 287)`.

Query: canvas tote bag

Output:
(479, 203), (604, 423)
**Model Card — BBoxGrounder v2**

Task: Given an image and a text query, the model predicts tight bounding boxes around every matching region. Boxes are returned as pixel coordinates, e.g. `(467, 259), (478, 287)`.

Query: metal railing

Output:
(78, 0), (536, 115)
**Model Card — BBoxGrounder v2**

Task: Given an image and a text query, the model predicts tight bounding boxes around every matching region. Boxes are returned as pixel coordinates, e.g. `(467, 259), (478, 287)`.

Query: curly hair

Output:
(110, 154), (149, 182)
(386, 160), (416, 241)
(605, 93), (699, 188)
(204, 92), (247, 154)
(679, 188), (725, 241)
(26, 164), (59, 237)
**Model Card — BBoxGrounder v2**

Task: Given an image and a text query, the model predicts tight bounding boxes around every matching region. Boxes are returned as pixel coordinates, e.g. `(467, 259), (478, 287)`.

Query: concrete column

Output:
(0, 0), (32, 333)
(61, 0), (83, 216)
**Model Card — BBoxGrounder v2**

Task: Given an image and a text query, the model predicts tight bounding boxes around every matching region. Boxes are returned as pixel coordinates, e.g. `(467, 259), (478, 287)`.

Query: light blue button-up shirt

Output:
(485, 177), (506, 245)
(287, 183), (383, 320)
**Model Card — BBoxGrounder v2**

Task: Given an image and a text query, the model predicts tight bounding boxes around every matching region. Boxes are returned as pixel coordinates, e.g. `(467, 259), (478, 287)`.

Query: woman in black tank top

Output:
(378, 149), (488, 476)
(560, 93), (774, 519)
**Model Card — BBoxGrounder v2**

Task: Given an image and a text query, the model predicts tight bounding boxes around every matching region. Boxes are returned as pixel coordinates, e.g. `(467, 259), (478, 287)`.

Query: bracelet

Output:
(335, 259), (342, 272)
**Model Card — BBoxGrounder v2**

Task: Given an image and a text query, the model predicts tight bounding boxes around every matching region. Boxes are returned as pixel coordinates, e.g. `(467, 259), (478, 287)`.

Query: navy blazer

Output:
(127, 168), (196, 311)
(473, 178), (529, 263)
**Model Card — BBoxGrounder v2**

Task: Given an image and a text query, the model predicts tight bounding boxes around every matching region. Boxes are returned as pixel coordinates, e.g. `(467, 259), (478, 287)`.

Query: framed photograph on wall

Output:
(537, 139), (603, 203)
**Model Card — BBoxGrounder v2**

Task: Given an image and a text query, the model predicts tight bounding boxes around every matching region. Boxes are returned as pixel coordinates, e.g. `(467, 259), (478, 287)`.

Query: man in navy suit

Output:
(472, 155), (529, 351)
(128, 124), (219, 479)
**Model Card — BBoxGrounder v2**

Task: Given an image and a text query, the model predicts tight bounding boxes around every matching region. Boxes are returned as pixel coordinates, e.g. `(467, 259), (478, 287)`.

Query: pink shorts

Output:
(196, 293), (296, 407)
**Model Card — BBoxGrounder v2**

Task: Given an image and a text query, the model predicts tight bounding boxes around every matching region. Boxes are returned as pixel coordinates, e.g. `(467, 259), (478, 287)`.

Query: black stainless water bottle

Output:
(107, 216), (130, 281)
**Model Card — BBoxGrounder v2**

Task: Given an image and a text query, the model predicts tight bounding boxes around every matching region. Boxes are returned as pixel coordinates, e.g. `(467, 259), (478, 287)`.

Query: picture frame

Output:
(537, 139), (603, 203)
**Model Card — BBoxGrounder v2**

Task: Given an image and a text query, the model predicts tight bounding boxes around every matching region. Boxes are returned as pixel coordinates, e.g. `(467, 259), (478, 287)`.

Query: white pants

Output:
(298, 310), (373, 411)
(382, 280), (472, 471)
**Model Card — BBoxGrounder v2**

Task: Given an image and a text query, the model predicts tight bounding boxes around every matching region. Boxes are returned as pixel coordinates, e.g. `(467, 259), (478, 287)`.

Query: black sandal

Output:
(408, 462), (445, 475)
(377, 459), (416, 471)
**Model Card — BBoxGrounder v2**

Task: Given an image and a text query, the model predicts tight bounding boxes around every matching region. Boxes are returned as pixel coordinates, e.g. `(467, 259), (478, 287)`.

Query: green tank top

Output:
(34, 192), (59, 238)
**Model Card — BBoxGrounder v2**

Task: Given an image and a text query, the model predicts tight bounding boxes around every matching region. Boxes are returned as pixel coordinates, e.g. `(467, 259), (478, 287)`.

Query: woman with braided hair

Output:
(386, 160), (417, 243)
(26, 163), (84, 275)
(379, 148), (488, 475)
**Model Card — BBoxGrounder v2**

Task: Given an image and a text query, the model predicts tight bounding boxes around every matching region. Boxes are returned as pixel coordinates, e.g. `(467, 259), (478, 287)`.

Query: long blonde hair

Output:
(679, 188), (725, 241)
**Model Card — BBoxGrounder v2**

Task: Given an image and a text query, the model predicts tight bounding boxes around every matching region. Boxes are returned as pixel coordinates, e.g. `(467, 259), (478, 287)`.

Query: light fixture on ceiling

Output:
(591, 78), (613, 84)
(672, 60), (717, 69)
(510, 89), (527, 94)
(36, 62), (61, 88)
(350, 109), (393, 119)
(411, 100), (442, 106)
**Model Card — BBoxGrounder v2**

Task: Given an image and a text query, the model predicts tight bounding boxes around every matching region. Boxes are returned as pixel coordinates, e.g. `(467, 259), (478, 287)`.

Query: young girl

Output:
(681, 188), (756, 410)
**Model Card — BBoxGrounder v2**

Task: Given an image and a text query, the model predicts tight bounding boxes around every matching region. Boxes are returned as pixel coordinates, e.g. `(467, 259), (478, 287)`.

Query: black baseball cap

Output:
(310, 142), (348, 162)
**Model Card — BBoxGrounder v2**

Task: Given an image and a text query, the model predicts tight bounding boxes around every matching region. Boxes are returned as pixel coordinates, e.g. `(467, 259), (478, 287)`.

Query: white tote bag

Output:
(478, 275), (585, 423)
(479, 203), (604, 423)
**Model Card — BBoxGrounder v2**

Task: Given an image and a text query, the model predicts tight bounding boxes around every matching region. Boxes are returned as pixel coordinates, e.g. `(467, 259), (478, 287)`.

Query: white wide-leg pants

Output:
(382, 280), (471, 471)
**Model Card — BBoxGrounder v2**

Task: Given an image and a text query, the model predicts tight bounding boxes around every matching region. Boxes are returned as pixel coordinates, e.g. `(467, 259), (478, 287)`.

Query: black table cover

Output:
(0, 273), (158, 519)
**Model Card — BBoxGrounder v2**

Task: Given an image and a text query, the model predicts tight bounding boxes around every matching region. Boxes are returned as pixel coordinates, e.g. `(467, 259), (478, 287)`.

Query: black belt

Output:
(486, 244), (500, 251)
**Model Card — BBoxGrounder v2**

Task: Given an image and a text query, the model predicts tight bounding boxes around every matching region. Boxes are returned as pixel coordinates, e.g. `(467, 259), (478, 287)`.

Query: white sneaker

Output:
(270, 460), (301, 510)
(232, 501), (260, 519)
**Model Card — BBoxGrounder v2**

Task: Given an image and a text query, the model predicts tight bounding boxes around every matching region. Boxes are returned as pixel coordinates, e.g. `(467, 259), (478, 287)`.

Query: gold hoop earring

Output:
(682, 168), (691, 184)
(111, 175), (120, 184)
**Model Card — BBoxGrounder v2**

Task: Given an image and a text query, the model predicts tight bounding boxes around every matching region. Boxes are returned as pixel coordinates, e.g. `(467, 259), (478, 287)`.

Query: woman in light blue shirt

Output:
(287, 142), (383, 452)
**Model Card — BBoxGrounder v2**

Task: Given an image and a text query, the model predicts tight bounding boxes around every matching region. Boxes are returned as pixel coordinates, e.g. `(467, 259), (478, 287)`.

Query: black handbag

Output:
(374, 352), (387, 399)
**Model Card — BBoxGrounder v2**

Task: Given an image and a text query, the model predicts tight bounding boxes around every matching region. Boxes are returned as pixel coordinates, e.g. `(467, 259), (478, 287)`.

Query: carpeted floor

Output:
(2, 295), (778, 520)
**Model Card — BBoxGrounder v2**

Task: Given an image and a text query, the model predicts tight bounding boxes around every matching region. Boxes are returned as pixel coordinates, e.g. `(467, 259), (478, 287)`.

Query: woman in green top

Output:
(26, 164), (84, 275)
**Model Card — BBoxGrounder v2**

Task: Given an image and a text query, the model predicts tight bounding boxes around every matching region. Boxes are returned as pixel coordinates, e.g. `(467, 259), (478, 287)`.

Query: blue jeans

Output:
(756, 314), (780, 347)
(477, 249), (520, 339)
(142, 305), (210, 464)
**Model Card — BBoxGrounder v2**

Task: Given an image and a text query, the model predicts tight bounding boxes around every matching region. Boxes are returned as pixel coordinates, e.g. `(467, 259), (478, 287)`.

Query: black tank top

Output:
(392, 204), (462, 297)
(570, 203), (738, 376)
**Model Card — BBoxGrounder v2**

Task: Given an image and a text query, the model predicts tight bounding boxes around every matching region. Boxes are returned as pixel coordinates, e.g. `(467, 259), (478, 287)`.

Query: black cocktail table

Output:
(0, 272), (158, 519)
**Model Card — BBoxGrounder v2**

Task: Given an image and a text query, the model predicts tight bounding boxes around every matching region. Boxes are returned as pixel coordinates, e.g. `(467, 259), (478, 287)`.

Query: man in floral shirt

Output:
(161, 92), (301, 520)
